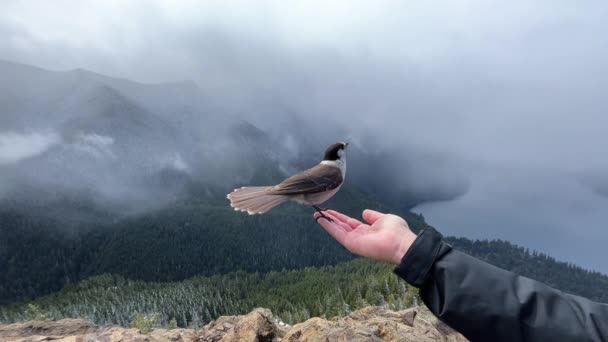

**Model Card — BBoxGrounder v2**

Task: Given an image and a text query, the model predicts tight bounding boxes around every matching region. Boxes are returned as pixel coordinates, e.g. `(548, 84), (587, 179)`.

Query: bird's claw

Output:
(313, 205), (334, 222)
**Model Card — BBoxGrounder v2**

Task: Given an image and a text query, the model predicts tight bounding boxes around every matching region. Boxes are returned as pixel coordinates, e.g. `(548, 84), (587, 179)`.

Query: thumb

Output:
(362, 209), (385, 224)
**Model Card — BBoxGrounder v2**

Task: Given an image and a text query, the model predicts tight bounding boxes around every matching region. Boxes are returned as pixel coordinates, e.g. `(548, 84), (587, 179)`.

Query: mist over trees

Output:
(0, 59), (466, 215)
(1, 61), (608, 309)
(0, 60), (448, 306)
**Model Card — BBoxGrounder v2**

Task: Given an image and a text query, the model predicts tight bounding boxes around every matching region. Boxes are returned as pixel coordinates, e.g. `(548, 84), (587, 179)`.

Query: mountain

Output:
(0, 59), (470, 211)
(1, 59), (607, 312)
(0, 59), (428, 305)
(0, 188), (421, 305)
(0, 59), (302, 212)
(0, 59), (316, 303)
(0, 60), (205, 130)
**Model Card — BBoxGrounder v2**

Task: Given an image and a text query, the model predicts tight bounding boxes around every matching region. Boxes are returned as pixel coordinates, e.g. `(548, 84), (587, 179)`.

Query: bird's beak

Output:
(344, 142), (350, 148)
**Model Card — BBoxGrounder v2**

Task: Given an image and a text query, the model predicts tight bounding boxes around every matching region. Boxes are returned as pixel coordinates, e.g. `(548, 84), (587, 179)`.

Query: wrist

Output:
(391, 230), (417, 264)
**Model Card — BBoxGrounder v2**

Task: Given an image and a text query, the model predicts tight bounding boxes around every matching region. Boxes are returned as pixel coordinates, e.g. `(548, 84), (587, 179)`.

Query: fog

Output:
(0, 131), (60, 164)
(1, 0), (608, 272)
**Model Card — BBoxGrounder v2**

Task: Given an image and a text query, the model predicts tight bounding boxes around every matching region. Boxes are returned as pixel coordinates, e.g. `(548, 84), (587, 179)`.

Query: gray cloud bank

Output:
(0, 131), (60, 164)
(1, 0), (608, 272)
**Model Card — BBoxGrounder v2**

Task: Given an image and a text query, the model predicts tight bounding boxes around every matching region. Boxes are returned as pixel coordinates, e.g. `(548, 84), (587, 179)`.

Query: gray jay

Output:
(227, 142), (348, 221)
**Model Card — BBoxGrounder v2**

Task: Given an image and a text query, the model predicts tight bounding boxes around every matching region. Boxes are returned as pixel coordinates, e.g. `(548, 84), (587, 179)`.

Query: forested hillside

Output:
(0, 186), (426, 305)
(3, 237), (608, 329)
(447, 237), (608, 303)
(3, 188), (608, 309)
(0, 60), (471, 308)
(0, 259), (418, 327)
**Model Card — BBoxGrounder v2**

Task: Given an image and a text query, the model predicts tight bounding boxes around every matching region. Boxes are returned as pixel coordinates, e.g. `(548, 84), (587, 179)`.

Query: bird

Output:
(227, 142), (348, 221)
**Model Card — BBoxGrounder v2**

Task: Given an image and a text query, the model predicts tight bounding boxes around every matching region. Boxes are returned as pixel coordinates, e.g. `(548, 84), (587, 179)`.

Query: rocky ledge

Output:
(0, 306), (467, 342)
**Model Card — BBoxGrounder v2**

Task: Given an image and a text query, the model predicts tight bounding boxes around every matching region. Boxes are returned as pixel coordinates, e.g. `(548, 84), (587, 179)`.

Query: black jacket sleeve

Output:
(393, 226), (608, 342)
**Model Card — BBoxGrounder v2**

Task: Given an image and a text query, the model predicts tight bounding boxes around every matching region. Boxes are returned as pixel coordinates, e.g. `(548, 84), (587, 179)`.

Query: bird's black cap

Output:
(323, 142), (348, 161)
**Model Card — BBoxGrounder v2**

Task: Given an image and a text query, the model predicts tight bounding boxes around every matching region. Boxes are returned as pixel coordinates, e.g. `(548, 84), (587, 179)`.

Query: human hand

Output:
(314, 209), (418, 264)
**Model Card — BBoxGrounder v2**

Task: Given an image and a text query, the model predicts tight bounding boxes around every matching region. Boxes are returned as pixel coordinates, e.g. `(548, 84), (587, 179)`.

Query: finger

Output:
(323, 210), (349, 225)
(314, 213), (348, 243)
(362, 209), (386, 224)
(326, 210), (363, 229)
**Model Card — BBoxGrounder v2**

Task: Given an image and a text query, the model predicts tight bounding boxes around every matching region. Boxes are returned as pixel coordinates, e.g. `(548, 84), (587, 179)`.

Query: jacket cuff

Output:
(393, 225), (447, 287)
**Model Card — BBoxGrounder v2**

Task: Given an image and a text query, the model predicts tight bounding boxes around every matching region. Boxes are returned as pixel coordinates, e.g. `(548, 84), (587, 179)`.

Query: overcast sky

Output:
(2, 0), (608, 272)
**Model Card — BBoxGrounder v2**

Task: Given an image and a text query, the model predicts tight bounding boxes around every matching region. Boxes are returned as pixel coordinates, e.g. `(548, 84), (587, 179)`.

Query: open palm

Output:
(314, 209), (417, 264)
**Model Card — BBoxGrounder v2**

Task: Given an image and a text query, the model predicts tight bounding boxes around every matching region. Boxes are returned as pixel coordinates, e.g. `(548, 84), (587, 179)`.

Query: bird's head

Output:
(323, 142), (349, 161)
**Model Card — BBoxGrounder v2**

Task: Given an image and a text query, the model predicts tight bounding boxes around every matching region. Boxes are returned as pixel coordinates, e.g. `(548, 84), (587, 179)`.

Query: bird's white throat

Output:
(321, 158), (346, 178)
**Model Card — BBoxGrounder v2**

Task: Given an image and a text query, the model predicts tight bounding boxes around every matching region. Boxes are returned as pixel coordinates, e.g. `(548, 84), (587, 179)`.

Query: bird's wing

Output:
(270, 164), (343, 195)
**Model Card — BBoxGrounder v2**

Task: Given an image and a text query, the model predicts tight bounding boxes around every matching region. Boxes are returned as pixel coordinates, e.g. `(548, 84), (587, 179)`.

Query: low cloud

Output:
(415, 165), (608, 273)
(70, 132), (116, 160)
(0, 131), (60, 165)
(159, 153), (190, 173)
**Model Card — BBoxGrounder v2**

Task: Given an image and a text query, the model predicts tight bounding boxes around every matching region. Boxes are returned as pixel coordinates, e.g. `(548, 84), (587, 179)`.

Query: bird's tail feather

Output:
(227, 186), (289, 215)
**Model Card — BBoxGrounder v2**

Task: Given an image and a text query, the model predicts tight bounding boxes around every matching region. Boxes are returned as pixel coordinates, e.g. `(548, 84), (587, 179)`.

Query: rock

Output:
(0, 318), (97, 338)
(0, 306), (468, 342)
(0, 319), (196, 342)
(197, 307), (286, 342)
(283, 306), (467, 342)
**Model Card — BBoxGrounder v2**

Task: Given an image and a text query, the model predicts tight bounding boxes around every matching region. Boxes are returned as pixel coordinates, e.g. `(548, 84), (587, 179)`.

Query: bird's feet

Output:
(313, 206), (334, 222)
